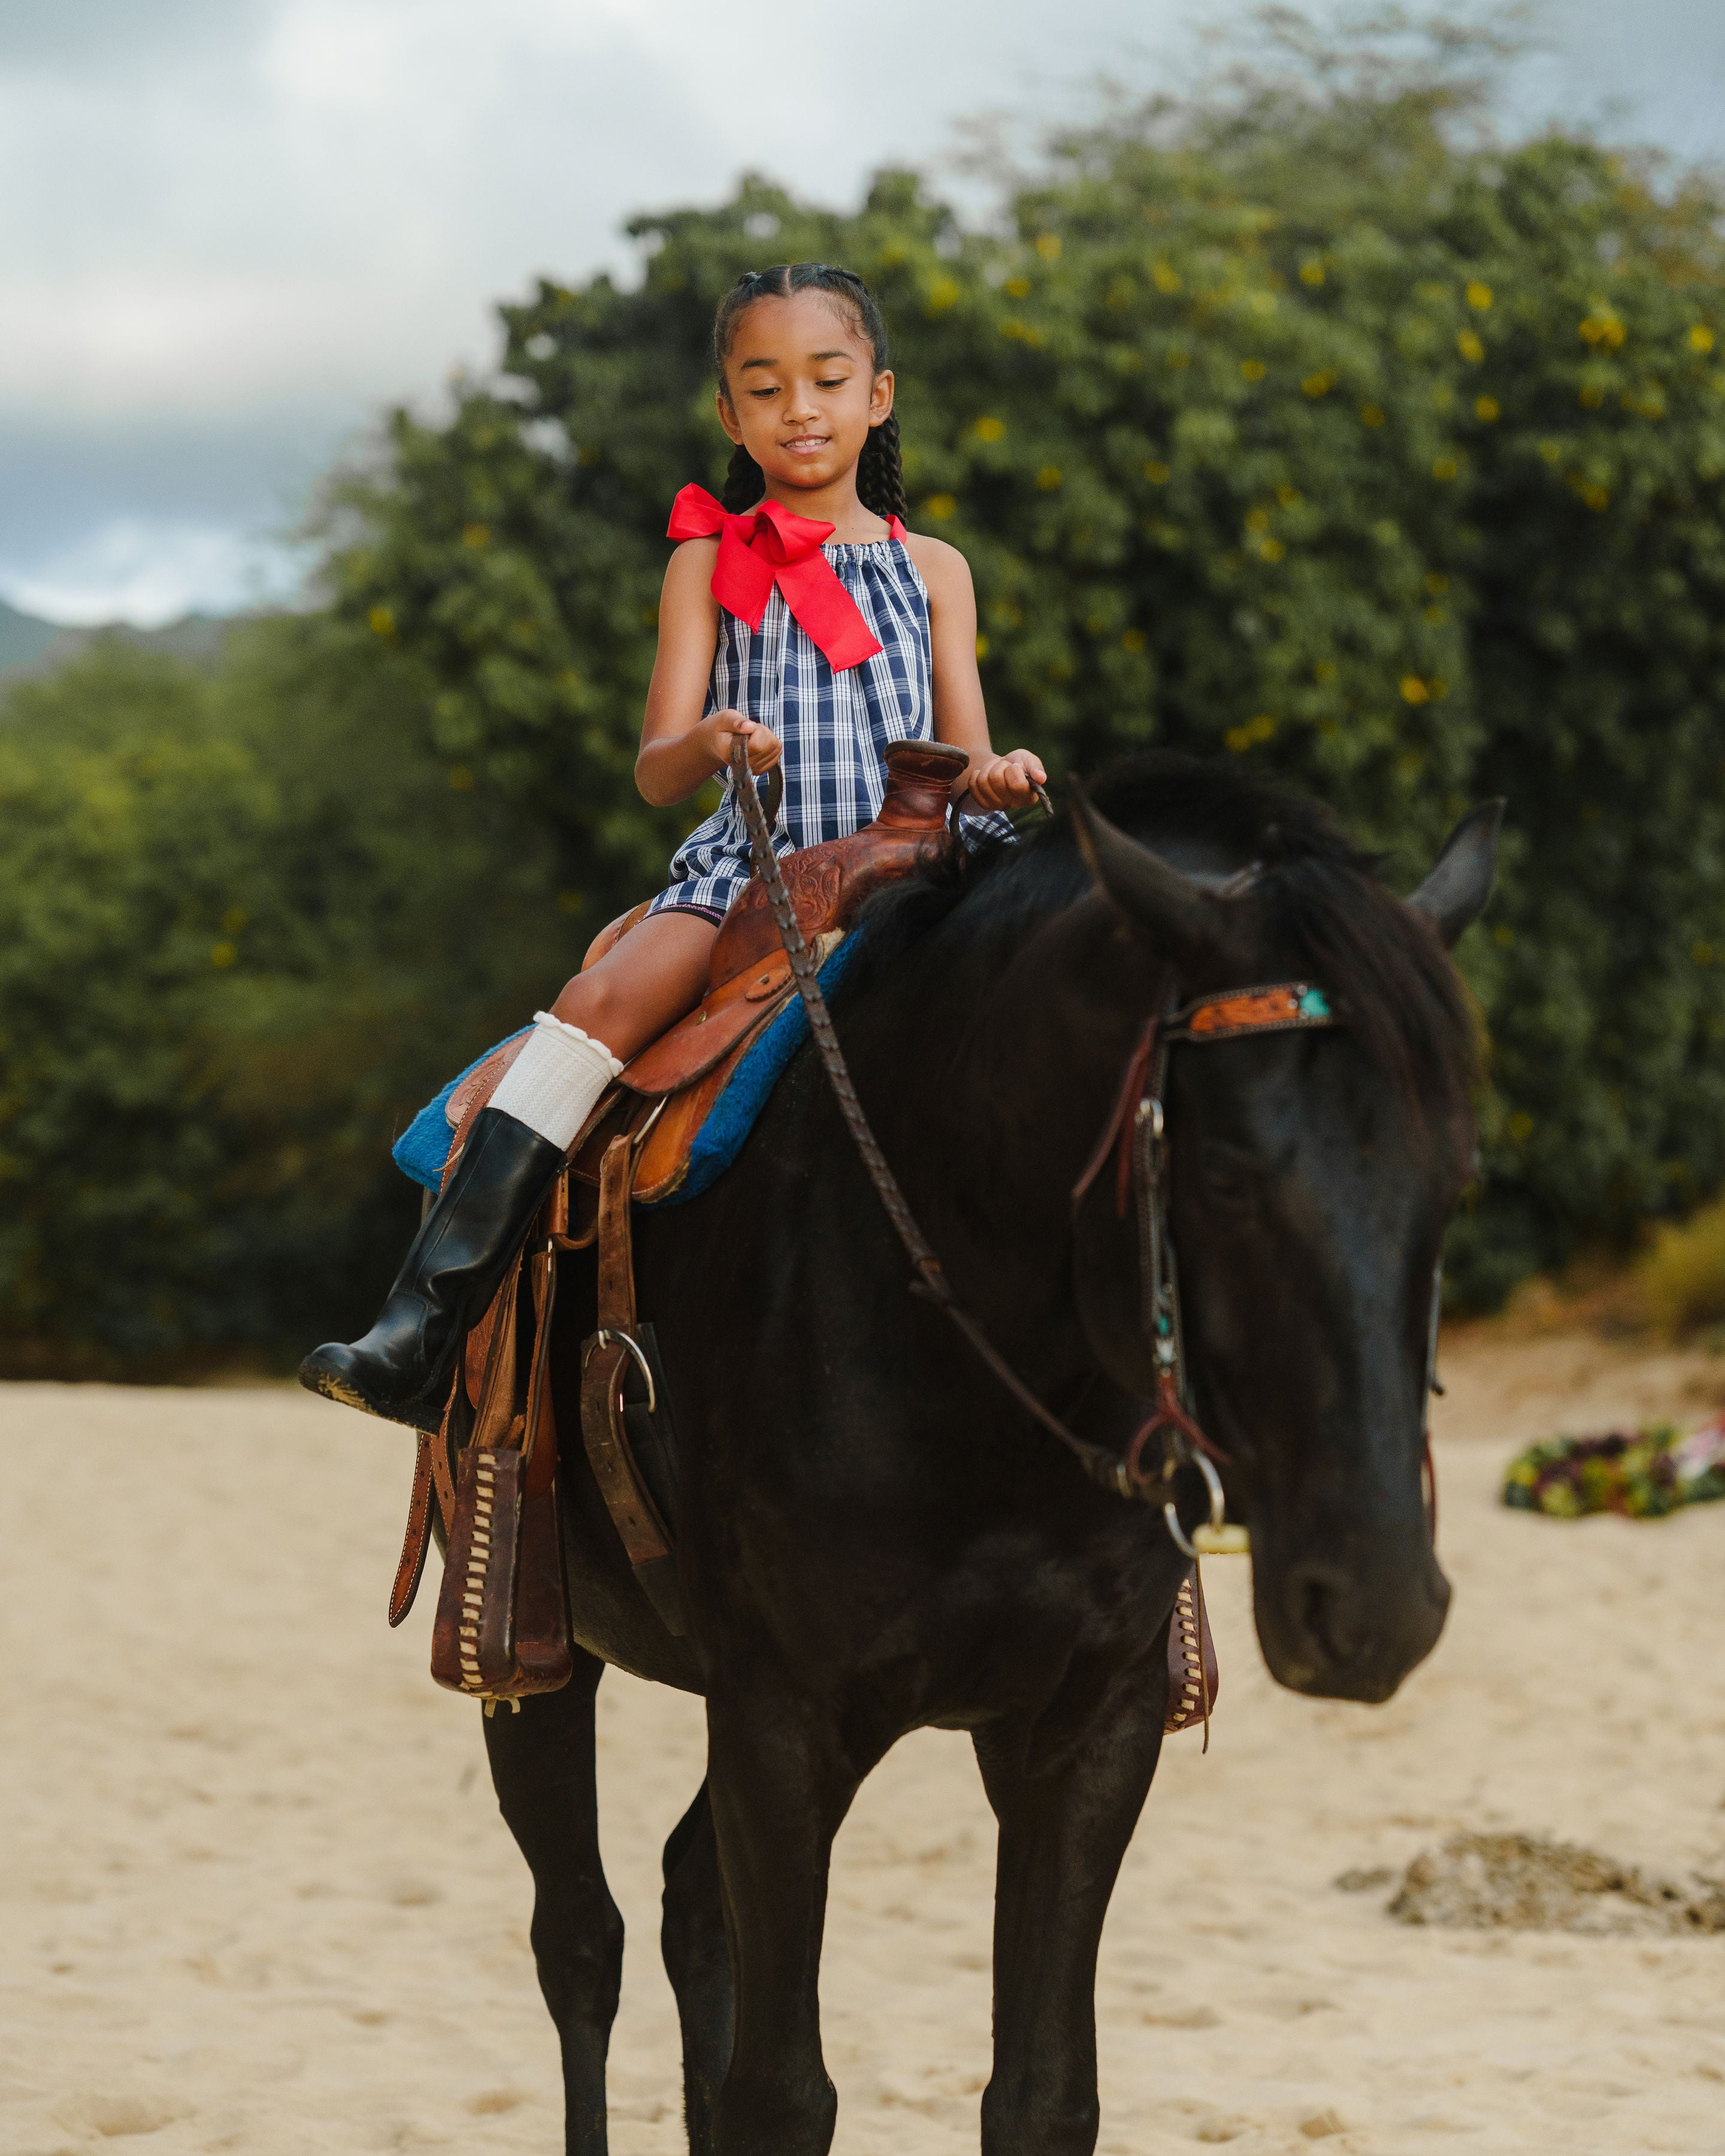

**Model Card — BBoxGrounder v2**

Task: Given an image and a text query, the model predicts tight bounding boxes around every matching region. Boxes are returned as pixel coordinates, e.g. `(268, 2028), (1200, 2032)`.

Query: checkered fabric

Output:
(648, 535), (1011, 919)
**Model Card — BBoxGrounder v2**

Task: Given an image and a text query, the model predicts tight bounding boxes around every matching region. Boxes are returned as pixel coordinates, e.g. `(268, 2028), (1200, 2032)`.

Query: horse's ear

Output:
(1407, 800), (1505, 949)
(1069, 782), (1246, 976)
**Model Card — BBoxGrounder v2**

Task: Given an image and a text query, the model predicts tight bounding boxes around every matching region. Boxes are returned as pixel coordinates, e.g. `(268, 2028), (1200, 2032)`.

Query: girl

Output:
(302, 261), (1046, 1427)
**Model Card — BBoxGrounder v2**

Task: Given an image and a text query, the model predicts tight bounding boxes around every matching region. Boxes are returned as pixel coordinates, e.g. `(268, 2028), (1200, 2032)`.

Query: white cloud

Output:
(2, 0), (1720, 623)
(0, 517), (304, 627)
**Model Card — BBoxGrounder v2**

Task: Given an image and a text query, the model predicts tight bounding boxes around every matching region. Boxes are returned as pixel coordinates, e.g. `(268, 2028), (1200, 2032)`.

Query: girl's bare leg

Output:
(299, 911), (718, 1426)
(550, 910), (719, 1065)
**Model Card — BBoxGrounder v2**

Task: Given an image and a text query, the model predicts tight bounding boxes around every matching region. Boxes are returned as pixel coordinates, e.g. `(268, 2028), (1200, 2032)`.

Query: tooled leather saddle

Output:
(398, 736), (1218, 1735)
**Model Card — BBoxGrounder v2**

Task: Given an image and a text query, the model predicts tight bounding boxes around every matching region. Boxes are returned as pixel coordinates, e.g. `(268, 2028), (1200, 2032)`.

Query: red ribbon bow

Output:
(667, 484), (903, 672)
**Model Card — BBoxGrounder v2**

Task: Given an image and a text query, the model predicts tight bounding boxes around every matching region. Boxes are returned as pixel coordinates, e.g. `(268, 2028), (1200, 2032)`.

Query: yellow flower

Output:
(1143, 460), (1170, 484)
(1224, 713), (1279, 752)
(1151, 261), (1181, 293)
(1258, 538), (1285, 562)
(1432, 456), (1459, 480)
(1240, 358), (1267, 381)
(1689, 324), (1715, 354)
(1036, 234), (1061, 261)
(462, 523), (490, 549)
(1400, 676), (1431, 705)
(1538, 438), (1562, 463)
(368, 604), (395, 637)
(925, 493), (958, 520)
(1457, 329), (1485, 364)
(210, 941), (237, 968)
(1475, 395), (1500, 422)
(1361, 403), (1387, 428)
(1036, 465), (1063, 491)
(1508, 1111), (1533, 1143)
(1245, 507), (1270, 533)
(975, 634), (989, 659)
(1121, 628), (1146, 652)
(1004, 277), (1031, 299)
(1581, 482), (1609, 511)
(1425, 572), (1449, 595)
(1276, 485), (1301, 507)
(1466, 281), (1493, 311)
(1302, 371), (1334, 398)
(1299, 260), (1325, 286)
(1579, 382), (1605, 408)
(974, 415), (1006, 441)
(926, 277), (961, 313)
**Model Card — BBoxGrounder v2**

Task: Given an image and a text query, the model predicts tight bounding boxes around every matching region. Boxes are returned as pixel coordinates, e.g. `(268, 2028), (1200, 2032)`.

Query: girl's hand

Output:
(706, 711), (783, 777)
(965, 748), (1047, 813)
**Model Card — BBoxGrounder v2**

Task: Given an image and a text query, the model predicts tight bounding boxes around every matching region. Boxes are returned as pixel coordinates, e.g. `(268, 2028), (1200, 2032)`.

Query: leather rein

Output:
(728, 745), (1352, 1548)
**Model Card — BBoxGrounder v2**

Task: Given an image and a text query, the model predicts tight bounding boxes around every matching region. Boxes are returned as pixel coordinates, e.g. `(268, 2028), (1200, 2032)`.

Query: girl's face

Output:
(717, 290), (894, 501)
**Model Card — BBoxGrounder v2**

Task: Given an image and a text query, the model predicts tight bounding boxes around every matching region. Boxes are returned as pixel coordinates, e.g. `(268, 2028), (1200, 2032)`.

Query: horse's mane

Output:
(848, 750), (1480, 1119)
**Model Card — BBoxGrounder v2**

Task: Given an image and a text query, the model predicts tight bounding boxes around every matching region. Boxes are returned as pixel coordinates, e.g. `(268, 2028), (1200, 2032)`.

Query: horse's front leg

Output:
(703, 1686), (859, 2156)
(483, 1649), (622, 2154)
(973, 1663), (1168, 2156)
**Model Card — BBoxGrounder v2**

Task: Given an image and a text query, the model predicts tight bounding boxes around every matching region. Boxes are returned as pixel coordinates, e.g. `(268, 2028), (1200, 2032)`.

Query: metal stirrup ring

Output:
(594, 1327), (657, 1414)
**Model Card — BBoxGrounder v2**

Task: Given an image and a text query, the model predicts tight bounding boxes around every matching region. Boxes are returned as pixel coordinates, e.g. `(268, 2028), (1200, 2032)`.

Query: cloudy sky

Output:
(2, 0), (1721, 625)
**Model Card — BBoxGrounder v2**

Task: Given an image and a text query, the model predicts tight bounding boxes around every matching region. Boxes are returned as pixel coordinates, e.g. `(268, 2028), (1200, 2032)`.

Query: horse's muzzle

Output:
(1252, 1534), (1451, 1703)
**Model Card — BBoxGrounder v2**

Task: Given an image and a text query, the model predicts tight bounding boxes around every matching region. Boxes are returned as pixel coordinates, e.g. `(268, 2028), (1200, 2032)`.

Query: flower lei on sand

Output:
(1503, 1416), (1725, 1519)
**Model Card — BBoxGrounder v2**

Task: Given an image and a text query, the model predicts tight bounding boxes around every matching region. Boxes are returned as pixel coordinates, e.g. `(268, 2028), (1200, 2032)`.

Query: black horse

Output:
(479, 751), (1498, 2155)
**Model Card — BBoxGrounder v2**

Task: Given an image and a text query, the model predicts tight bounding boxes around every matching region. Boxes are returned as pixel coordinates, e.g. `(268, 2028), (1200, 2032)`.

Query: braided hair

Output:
(713, 263), (909, 524)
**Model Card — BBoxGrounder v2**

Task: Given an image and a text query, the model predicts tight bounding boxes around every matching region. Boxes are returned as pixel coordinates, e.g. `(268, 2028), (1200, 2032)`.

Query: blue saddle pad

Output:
(393, 937), (860, 1202)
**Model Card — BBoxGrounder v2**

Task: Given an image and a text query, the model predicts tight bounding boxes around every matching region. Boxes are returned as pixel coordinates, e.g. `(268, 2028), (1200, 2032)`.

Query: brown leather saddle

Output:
(439, 737), (967, 1223)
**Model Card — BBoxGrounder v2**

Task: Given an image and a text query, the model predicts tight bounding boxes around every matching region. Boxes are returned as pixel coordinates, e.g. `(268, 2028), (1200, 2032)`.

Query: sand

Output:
(4, 1326), (1725, 2155)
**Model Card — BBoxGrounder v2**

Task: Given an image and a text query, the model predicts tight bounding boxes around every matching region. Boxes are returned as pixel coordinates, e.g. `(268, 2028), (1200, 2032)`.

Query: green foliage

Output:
(322, 37), (1725, 1309)
(1635, 1195), (1725, 1339)
(0, 626), (576, 1367)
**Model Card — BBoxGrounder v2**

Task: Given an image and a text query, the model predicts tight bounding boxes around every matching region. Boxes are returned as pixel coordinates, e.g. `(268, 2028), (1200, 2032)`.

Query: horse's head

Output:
(1068, 760), (1498, 1703)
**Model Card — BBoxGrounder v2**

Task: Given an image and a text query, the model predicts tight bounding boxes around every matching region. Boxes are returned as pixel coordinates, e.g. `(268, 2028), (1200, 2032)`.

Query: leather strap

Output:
(431, 1443), (524, 1696)
(596, 1134), (637, 1333)
(579, 1134), (674, 1570)
(388, 1433), (438, 1628)
(1163, 1567), (1219, 1743)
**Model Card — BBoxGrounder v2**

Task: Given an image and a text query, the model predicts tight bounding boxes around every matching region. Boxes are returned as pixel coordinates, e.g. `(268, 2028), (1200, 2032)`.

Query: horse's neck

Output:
(855, 895), (1161, 1256)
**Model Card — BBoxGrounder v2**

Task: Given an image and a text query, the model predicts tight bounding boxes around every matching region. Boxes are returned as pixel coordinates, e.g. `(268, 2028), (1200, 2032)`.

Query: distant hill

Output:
(0, 598), (242, 687)
(0, 598), (65, 675)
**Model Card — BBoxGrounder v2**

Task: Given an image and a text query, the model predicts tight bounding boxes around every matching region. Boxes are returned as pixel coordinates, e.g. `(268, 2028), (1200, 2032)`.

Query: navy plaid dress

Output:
(647, 534), (1009, 919)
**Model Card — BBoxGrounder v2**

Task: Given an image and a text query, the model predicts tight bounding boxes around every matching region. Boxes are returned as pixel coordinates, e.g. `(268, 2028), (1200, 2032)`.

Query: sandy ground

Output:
(4, 1328), (1725, 2156)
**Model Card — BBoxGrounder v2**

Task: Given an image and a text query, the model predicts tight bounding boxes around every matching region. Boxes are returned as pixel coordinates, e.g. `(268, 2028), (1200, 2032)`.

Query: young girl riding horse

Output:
(302, 261), (1046, 1427)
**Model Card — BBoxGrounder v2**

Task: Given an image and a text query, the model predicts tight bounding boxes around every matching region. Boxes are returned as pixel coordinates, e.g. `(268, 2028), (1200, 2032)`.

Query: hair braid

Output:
(857, 411), (909, 523)
(721, 442), (764, 513)
(712, 261), (906, 527)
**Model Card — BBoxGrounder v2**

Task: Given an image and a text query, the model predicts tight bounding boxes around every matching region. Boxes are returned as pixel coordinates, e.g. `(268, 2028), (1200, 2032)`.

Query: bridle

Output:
(729, 746), (1439, 1555)
(1067, 978), (1339, 1548)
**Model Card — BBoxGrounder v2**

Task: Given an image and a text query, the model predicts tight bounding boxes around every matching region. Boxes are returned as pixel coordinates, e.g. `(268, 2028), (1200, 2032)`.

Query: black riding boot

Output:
(299, 1108), (565, 1429)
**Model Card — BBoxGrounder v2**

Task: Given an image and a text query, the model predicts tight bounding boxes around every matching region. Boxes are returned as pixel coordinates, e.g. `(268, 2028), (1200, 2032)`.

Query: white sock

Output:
(487, 1012), (624, 1150)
